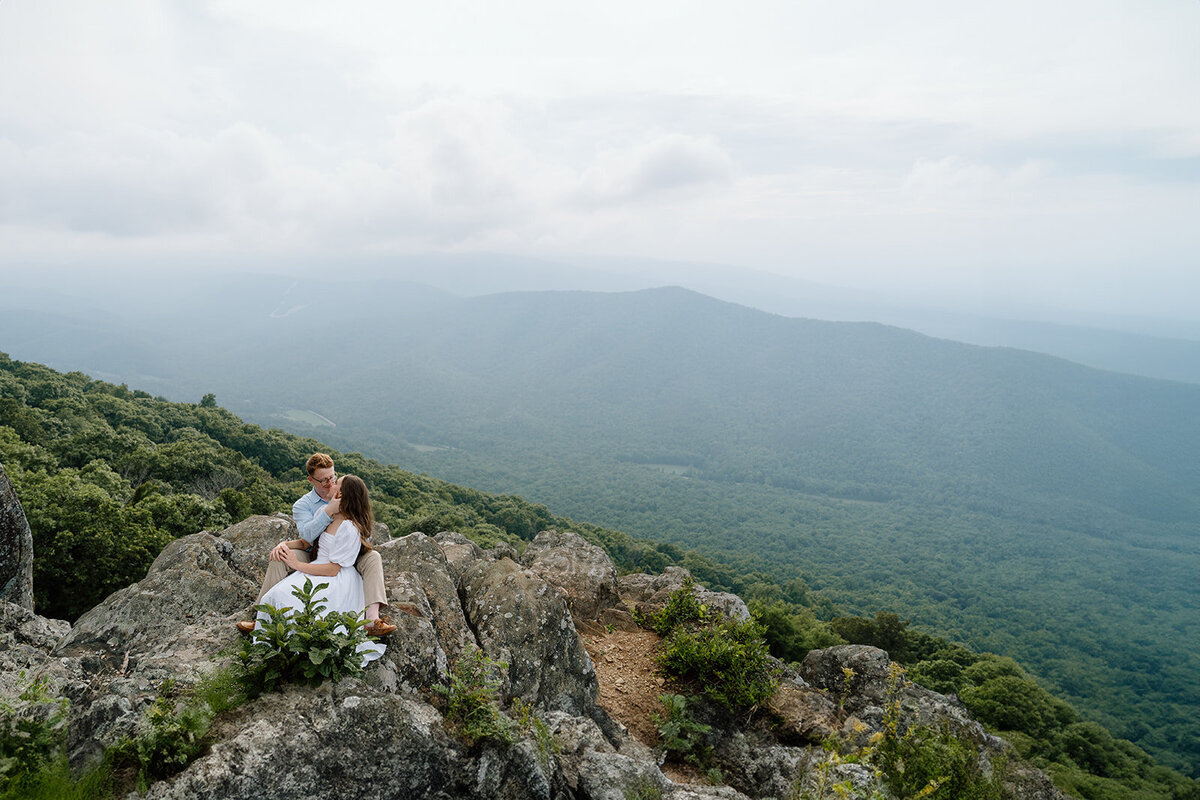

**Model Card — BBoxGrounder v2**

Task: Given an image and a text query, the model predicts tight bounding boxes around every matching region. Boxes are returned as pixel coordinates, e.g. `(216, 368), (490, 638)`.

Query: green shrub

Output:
(623, 776), (664, 800)
(108, 693), (212, 790)
(656, 618), (778, 713)
(435, 649), (515, 746)
(959, 675), (1076, 740)
(0, 759), (113, 800)
(511, 698), (559, 771)
(235, 578), (375, 697)
(874, 664), (1007, 800)
(0, 677), (69, 789)
(748, 600), (842, 663)
(877, 724), (1006, 800)
(652, 694), (712, 765)
(639, 578), (708, 636)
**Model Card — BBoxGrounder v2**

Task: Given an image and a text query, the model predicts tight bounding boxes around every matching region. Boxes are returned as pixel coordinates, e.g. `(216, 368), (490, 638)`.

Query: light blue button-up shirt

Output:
(292, 488), (332, 546)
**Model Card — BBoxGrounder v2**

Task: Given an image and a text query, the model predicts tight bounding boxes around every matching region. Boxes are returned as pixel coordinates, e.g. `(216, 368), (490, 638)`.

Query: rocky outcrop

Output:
(462, 556), (598, 715)
(800, 644), (983, 740)
(0, 463), (34, 610)
(369, 532), (475, 693)
(619, 565), (750, 622)
(520, 530), (620, 622)
(1, 505), (1069, 800)
(0, 600), (68, 697)
(798, 645), (1069, 800)
(141, 682), (565, 800)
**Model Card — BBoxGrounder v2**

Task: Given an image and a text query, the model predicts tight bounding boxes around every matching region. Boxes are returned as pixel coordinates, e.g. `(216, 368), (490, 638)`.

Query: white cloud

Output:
(574, 133), (735, 208)
(0, 1), (1198, 318)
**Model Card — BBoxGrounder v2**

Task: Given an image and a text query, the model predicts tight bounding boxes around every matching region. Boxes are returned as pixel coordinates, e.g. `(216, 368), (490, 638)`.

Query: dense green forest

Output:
(0, 353), (1197, 799)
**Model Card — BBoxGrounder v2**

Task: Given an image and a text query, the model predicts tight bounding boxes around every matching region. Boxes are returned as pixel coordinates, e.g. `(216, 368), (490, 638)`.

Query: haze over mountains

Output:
(7, 259), (1200, 387)
(1, 265), (1198, 774)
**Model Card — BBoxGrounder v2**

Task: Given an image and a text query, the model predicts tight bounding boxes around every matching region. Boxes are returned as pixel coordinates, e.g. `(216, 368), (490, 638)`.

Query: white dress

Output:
(256, 519), (386, 665)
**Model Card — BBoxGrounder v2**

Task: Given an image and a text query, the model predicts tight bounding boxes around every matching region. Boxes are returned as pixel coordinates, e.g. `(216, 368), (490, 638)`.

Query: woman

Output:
(255, 474), (385, 664)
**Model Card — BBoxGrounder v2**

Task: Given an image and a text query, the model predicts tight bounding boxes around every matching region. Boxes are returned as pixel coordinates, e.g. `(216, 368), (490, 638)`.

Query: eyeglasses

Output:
(311, 473), (337, 486)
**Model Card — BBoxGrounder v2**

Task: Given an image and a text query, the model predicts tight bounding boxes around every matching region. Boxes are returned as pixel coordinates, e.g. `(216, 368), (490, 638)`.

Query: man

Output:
(237, 453), (396, 636)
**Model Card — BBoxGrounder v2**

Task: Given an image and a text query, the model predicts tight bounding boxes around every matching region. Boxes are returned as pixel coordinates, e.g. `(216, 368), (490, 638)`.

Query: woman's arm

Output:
(282, 548), (341, 576)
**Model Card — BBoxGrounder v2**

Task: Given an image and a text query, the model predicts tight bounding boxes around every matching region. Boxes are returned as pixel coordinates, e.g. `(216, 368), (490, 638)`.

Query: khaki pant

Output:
(257, 547), (387, 611)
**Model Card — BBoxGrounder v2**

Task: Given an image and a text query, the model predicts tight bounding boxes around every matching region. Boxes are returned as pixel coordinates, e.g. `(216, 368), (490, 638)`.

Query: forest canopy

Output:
(0, 353), (1196, 798)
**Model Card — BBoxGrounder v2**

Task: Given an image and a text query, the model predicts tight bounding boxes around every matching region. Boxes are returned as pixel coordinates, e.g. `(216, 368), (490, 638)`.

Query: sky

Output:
(1, 1), (1198, 320)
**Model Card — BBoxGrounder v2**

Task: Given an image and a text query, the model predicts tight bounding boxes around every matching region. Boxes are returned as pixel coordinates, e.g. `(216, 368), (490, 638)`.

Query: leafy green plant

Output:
(0, 759), (114, 800)
(873, 664), (1007, 800)
(435, 649), (515, 746)
(108, 693), (212, 792)
(656, 617), (778, 713)
(651, 693), (712, 766)
(639, 579), (708, 636)
(623, 776), (664, 800)
(511, 698), (558, 771)
(235, 578), (375, 697)
(0, 676), (69, 790)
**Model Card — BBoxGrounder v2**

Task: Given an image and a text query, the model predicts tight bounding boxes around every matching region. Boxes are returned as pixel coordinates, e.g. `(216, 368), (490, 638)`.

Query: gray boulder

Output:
(618, 567), (749, 622)
(56, 532), (253, 668)
(141, 681), (567, 800)
(369, 533), (475, 693)
(0, 600), (68, 697)
(51, 530), (256, 763)
(462, 557), (598, 715)
(217, 513), (301, 586)
(712, 730), (809, 800)
(800, 644), (987, 740)
(520, 530), (620, 621)
(0, 463), (35, 610)
(798, 644), (892, 716)
(369, 520), (391, 546)
(764, 683), (840, 745)
(434, 531), (486, 580)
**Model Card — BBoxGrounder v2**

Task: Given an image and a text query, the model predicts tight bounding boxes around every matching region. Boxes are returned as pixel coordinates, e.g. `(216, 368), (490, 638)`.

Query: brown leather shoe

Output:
(365, 619), (397, 636)
(236, 620), (256, 635)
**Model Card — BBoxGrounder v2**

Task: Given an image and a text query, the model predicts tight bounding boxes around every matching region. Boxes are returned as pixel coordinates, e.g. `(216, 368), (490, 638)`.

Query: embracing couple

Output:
(236, 452), (398, 640)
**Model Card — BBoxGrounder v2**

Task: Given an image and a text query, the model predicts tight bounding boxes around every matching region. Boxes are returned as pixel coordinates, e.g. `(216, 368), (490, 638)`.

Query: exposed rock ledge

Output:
(0, 517), (1067, 799)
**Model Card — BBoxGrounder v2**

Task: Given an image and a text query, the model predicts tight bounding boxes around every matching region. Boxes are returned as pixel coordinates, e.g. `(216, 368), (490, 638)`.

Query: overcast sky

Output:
(1, 1), (1197, 319)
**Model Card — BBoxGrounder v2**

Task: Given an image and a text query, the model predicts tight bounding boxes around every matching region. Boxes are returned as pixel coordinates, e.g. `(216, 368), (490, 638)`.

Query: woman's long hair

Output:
(337, 474), (375, 552)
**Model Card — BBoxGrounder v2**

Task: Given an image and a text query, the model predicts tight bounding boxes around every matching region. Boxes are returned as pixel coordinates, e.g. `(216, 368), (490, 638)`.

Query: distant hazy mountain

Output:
(3, 279), (1198, 521)
(7, 256), (1200, 388)
(245, 286), (1200, 522)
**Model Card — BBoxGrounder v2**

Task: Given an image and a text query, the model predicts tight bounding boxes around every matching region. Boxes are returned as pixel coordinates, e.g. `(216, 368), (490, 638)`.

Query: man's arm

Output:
(292, 493), (331, 546)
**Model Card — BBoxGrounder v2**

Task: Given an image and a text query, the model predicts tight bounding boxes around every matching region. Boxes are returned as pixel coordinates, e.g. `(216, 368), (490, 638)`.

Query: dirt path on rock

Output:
(580, 627), (665, 747)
